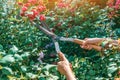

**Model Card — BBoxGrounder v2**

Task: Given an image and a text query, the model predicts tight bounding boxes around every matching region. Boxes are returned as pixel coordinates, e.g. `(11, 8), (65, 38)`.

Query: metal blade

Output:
(37, 26), (57, 38)
(59, 37), (74, 42)
(53, 40), (61, 53)
(40, 21), (51, 31)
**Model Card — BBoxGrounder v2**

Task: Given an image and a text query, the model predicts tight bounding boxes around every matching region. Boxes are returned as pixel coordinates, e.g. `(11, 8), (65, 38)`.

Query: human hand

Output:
(80, 38), (104, 50)
(57, 52), (76, 80)
(80, 38), (95, 50)
(57, 52), (72, 75)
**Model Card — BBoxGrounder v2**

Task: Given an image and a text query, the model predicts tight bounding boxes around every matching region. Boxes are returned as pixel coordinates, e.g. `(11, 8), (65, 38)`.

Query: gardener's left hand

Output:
(57, 52), (72, 75)
(57, 52), (76, 80)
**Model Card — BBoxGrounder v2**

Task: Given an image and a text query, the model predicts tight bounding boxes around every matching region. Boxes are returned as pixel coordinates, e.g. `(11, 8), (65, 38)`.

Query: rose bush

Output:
(0, 0), (120, 80)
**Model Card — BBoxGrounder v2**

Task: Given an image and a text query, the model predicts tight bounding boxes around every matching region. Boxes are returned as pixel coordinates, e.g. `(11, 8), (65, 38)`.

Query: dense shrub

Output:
(0, 0), (120, 80)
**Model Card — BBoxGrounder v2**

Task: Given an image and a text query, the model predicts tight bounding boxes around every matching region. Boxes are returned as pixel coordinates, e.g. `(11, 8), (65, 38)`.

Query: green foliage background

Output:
(0, 0), (120, 80)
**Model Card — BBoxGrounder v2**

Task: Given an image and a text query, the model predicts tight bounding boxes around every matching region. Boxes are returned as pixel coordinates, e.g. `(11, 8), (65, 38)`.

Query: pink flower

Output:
(27, 13), (35, 21)
(116, 0), (120, 5)
(115, 0), (120, 9)
(58, 3), (66, 8)
(21, 6), (28, 12)
(32, 9), (39, 17)
(107, 0), (120, 9)
(57, 1), (69, 8)
(28, 0), (37, 5)
(107, 0), (114, 7)
(37, 5), (46, 12)
(24, 3), (31, 7)
(28, 15), (35, 20)
(20, 12), (25, 16)
(39, 15), (46, 21)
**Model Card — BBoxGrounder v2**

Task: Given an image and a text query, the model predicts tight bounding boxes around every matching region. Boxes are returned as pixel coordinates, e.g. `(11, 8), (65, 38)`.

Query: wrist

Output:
(66, 72), (76, 80)
(65, 68), (76, 80)
(64, 67), (72, 75)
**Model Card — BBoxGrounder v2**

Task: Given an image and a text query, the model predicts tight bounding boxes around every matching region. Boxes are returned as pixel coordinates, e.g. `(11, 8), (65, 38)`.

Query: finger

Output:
(58, 52), (67, 61)
(57, 61), (65, 67)
(57, 62), (61, 71)
(57, 62), (62, 66)
(84, 38), (89, 40)
(69, 63), (72, 70)
(82, 41), (88, 46)
(84, 46), (89, 50)
(81, 45), (91, 50)
(87, 45), (92, 50)
(81, 44), (88, 48)
(80, 45), (86, 49)
(80, 45), (83, 48)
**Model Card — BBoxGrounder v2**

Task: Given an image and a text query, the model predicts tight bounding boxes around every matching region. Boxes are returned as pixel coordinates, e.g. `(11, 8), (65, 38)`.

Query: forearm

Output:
(105, 39), (119, 45)
(66, 73), (76, 80)
(86, 38), (106, 44)
(87, 38), (118, 45)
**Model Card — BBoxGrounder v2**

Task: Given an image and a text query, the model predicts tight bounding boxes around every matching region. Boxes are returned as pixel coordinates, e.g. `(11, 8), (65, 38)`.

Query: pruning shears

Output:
(36, 21), (101, 53)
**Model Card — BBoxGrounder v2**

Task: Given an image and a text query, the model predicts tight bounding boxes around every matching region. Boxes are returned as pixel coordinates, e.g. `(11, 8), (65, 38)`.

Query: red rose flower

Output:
(27, 9), (39, 20)
(39, 15), (46, 21)
(28, 0), (37, 5)
(37, 6), (46, 12)
(37, 6), (43, 12)
(115, 0), (120, 9)
(24, 3), (31, 7)
(27, 13), (35, 21)
(57, 2), (68, 8)
(21, 6), (28, 12)
(20, 12), (25, 16)
(32, 9), (39, 17)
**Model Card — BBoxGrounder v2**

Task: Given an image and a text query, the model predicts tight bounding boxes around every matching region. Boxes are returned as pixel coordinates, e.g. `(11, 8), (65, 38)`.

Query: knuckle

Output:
(57, 62), (61, 65)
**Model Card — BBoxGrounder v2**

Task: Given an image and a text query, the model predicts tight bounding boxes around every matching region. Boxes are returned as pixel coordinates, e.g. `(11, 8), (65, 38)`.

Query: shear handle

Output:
(74, 39), (102, 51)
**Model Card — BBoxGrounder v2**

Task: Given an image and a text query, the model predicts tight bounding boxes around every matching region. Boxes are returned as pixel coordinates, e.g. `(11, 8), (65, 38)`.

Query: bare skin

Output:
(80, 38), (119, 51)
(57, 38), (119, 80)
(57, 52), (76, 80)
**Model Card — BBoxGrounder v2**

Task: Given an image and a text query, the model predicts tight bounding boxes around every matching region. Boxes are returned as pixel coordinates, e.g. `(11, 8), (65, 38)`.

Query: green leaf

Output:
(50, 74), (59, 80)
(25, 38), (32, 44)
(42, 64), (56, 70)
(0, 44), (3, 51)
(14, 54), (23, 61)
(2, 67), (13, 75)
(0, 77), (8, 80)
(107, 66), (117, 74)
(88, 70), (95, 76)
(101, 41), (108, 48)
(21, 52), (30, 59)
(21, 66), (27, 72)
(39, 77), (46, 80)
(8, 45), (18, 54)
(26, 73), (37, 79)
(108, 62), (117, 66)
(0, 52), (6, 55)
(0, 55), (15, 64)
